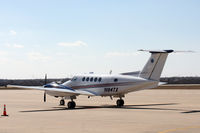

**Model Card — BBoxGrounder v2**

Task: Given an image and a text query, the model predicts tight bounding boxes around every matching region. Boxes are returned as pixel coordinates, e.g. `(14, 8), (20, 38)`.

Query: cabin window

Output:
(98, 77), (102, 82)
(94, 77), (97, 82)
(90, 77), (93, 82)
(86, 77), (89, 82)
(114, 78), (118, 82)
(82, 77), (85, 81)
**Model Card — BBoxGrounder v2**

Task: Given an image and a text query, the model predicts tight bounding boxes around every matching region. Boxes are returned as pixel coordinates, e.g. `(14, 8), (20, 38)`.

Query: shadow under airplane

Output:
(182, 110), (200, 114)
(20, 103), (193, 113)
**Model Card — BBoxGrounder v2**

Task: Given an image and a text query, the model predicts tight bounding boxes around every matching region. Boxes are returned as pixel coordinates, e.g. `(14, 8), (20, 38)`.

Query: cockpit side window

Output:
(82, 77), (85, 81)
(90, 77), (93, 82)
(72, 77), (77, 81)
(86, 77), (89, 82)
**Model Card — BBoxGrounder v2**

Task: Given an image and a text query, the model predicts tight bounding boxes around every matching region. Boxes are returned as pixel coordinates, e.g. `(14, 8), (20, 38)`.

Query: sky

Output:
(0, 0), (199, 79)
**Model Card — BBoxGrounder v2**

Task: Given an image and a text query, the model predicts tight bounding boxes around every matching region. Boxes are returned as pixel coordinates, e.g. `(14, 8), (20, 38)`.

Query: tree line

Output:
(0, 77), (200, 86)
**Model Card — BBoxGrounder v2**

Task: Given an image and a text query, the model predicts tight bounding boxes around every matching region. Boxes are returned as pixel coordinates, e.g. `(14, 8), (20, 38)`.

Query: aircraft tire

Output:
(116, 99), (124, 107)
(60, 99), (65, 106)
(68, 101), (76, 109)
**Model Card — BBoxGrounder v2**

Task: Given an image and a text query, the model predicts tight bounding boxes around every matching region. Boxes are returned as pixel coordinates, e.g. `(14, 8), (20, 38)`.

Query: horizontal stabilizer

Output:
(139, 49), (194, 53)
(120, 71), (140, 77)
(138, 49), (174, 53)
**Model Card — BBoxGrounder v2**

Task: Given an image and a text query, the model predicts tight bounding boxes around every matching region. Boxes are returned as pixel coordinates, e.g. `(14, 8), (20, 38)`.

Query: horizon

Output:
(0, 74), (200, 80)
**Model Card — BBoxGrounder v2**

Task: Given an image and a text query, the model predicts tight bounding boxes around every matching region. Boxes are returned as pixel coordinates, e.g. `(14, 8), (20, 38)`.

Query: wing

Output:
(7, 85), (96, 96)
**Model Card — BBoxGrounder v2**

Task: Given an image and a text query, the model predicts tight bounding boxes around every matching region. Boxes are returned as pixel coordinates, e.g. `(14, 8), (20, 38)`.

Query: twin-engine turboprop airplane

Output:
(9, 49), (174, 109)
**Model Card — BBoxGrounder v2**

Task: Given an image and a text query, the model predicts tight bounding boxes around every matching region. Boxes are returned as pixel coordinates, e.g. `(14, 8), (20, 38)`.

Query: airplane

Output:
(8, 49), (175, 109)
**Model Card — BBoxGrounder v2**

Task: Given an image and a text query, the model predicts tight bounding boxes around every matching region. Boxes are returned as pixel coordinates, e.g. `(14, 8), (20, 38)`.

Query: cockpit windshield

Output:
(71, 77), (77, 81)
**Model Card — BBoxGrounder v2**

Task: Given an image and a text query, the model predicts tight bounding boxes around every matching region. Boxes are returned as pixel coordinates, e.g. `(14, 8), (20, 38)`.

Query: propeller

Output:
(44, 91), (46, 102)
(44, 74), (47, 102)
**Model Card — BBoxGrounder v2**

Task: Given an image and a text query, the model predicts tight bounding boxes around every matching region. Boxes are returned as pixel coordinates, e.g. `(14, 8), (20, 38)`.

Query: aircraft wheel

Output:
(116, 99), (124, 107)
(60, 99), (65, 106)
(67, 101), (76, 109)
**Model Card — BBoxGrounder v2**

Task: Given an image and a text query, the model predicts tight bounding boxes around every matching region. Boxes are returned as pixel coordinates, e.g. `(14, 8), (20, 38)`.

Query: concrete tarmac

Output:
(0, 89), (200, 133)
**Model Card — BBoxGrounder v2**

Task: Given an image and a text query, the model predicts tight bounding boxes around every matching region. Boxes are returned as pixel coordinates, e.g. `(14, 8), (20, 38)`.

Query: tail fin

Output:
(139, 50), (174, 81)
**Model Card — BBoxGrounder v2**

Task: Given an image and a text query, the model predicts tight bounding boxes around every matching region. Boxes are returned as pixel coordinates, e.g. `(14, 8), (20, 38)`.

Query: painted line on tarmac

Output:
(158, 126), (200, 133)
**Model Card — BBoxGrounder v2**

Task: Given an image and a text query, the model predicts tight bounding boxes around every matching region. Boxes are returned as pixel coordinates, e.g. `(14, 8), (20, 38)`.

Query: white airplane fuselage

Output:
(47, 74), (158, 97)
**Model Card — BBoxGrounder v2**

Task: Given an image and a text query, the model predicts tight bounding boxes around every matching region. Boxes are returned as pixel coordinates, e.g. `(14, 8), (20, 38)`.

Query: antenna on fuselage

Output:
(109, 70), (112, 74)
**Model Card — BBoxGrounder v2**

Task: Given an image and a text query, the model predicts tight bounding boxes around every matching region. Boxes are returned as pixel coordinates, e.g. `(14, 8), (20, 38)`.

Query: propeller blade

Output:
(44, 91), (46, 102)
(44, 74), (47, 102)
(44, 74), (47, 85)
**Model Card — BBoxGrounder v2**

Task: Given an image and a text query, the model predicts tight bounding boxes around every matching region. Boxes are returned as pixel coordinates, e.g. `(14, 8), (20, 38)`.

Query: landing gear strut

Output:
(67, 101), (76, 109)
(116, 99), (124, 107)
(60, 99), (65, 106)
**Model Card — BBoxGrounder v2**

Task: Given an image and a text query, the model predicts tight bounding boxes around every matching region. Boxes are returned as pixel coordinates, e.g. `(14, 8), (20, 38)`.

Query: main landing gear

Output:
(116, 99), (124, 107)
(59, 96), (76, 109)
(59, 99), (76, 109)
(60, 99), (65, 106)
(67, 101), (76, 109)
(60, 99), (76, 109)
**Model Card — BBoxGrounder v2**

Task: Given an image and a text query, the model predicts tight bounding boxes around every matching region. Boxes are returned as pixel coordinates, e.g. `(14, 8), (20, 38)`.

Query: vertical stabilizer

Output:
(139, 50), (173, 81)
